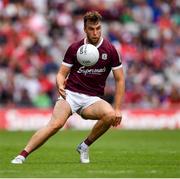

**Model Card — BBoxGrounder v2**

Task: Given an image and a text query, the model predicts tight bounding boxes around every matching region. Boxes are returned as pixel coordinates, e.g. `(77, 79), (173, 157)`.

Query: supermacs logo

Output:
(77, 66), (106, 75)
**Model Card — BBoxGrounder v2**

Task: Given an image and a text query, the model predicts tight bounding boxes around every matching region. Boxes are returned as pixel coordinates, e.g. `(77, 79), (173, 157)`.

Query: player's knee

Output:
(102, 111), (115, 125)
(49, 121), (64, 134)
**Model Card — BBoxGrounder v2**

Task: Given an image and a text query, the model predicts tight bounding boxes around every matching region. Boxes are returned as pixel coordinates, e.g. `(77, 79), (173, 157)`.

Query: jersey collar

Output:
(84, 37), (103, 48)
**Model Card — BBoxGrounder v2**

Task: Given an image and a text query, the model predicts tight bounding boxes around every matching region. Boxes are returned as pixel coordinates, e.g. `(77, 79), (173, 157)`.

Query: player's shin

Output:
(84, 117), (113, 146)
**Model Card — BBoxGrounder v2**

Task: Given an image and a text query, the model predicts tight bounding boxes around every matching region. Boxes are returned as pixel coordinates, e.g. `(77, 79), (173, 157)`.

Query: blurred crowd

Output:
(0, 0), (180, 109)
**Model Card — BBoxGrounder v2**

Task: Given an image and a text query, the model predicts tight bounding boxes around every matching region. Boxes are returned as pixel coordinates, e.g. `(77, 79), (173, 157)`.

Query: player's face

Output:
(84, 21), (101, 45)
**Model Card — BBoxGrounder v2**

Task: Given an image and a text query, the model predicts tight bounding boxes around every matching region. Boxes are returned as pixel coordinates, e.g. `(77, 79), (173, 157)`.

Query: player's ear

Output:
(84, 26), (87, 33)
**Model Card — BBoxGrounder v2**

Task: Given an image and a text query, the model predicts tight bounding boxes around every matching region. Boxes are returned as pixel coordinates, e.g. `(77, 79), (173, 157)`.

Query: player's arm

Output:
(56, 64), (71, 99)
(112, 67), (125, 126)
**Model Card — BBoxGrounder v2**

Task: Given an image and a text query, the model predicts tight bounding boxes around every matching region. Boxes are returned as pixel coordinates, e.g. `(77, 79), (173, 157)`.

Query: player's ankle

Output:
(84, 138), (93, 146)
(20, 150), (29, 158)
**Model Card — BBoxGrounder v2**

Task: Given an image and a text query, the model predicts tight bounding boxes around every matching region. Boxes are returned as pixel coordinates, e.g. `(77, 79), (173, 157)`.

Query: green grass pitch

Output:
(0, 129), (180, 178)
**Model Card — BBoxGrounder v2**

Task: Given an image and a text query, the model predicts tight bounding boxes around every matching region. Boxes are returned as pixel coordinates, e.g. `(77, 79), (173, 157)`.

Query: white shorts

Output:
(57, 89), (102, 114)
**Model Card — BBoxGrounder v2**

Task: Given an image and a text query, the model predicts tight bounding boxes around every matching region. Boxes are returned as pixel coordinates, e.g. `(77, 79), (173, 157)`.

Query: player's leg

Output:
(77, 100), (115, 163)
(11, 99), (72, 164)
(82, 100), (115, 144)
(24, 99), (72, 153)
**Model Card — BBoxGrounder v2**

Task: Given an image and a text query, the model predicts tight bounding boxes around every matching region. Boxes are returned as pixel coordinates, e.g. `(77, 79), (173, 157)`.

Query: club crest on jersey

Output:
(102, 53), (107, 60)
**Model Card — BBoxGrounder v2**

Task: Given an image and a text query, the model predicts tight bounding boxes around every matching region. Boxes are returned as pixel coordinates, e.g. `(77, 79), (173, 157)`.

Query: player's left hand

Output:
(112, 110), (122, 127)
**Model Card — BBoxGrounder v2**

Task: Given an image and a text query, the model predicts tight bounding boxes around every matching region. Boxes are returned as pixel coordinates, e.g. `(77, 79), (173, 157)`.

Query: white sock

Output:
(80, 142), (88, 150)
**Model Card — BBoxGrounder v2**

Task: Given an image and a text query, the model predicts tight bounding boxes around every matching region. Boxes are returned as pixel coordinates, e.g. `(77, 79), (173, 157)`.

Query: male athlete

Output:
(11, 11), (125, 164)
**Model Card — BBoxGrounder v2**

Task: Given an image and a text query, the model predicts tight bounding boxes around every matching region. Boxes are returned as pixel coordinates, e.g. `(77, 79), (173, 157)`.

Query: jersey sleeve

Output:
(111, 45), (122, 70)
(62, 45), (75, 67)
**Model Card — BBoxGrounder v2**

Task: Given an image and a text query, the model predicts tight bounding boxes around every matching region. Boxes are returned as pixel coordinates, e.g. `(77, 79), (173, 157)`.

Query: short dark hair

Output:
(83, 11), (102, 27)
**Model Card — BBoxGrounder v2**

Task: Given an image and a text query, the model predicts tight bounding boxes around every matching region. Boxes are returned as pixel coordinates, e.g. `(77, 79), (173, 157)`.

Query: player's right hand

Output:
(57, 86), (66, 99)
(56, 78), (67, 99)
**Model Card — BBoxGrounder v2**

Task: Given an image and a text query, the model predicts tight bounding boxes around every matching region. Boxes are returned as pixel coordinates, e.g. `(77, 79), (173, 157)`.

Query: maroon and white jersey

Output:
(62, 38), (122, 97)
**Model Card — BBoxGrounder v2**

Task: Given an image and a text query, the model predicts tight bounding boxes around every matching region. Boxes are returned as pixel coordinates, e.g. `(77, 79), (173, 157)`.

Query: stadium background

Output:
(0, 0), (180, 129)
